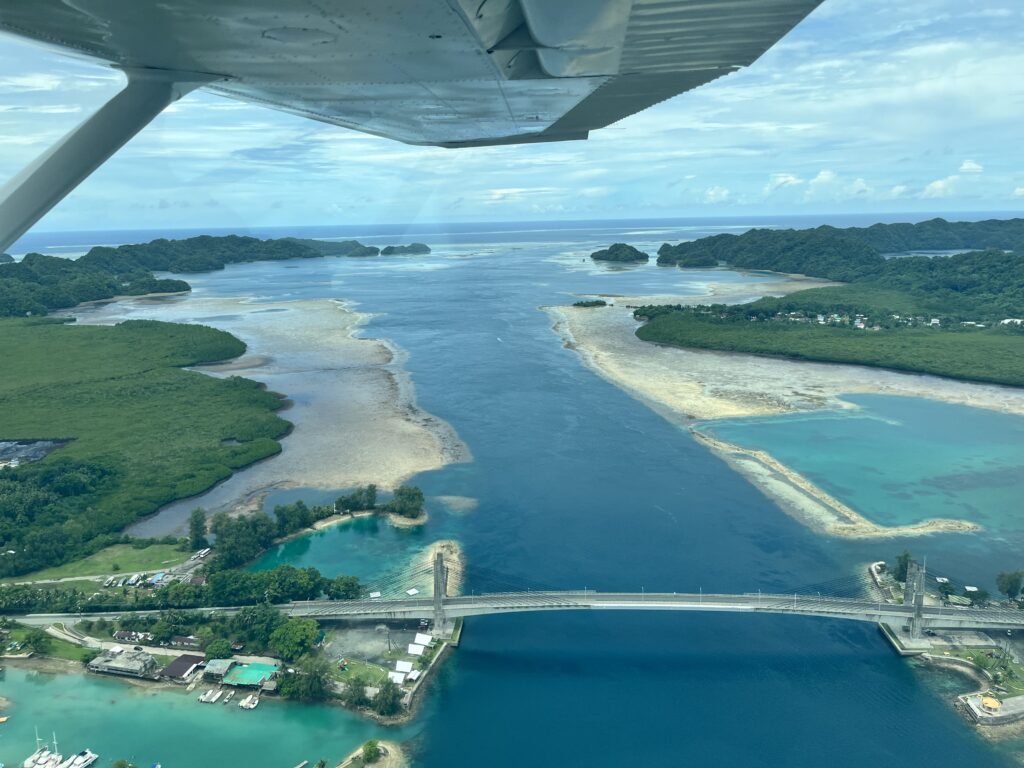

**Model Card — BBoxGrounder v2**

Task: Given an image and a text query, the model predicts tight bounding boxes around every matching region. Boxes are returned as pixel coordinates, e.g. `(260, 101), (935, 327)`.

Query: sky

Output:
(0, 0), (1022, 232)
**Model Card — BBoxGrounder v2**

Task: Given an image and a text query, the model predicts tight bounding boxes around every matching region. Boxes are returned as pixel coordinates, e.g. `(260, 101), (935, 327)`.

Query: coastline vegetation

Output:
(0, 234), (433, 317)
(573, 299), (608, 308)
(635, 218), (1024, 386)
(0, 317), (289, 576)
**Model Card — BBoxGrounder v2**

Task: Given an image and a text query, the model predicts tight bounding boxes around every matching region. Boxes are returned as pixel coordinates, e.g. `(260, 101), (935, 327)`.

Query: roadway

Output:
(17, 590), (1024, 632)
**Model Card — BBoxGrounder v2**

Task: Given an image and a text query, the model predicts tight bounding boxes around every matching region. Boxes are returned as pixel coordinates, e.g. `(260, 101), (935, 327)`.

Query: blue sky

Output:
(1, 0), (1022, 231)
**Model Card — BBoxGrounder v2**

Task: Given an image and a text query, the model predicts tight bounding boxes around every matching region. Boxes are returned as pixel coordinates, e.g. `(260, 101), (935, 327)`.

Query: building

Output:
(88, 648), (158, 679)
(171, 634), (202, 650)
(222, 661), (280, 691)
(203, 658), (236, 680)
(160, 653), (205, 681)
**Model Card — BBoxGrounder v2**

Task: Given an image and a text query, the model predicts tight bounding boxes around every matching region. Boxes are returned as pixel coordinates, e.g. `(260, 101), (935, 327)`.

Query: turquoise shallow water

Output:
(0, 666), (412, 766)
(704, 394), (1024, 534)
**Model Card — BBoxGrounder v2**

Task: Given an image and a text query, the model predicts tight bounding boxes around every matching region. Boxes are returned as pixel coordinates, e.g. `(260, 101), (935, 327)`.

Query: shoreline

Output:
(691, 430), (979, 538)
(548, 294), (1024, 422)
(69, 295), (470, 535)
(546, 285), (1017, 540)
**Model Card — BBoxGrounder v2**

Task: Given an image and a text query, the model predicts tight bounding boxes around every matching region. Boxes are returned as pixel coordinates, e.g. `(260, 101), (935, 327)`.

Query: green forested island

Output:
(0, 317), (289, 576)
(0, 235), (434, 317)
(656, 216), (1024, 279)
(591, 242), (649, 262)
(637, 217), (1024, 387)
(381, 242), (430, 255)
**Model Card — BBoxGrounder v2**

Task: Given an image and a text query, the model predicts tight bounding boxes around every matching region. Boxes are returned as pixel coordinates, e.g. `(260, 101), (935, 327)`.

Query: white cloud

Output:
(922, 175), (959, 198)
(1014, 186), (1024, 197)
(959, 159), (984, 173)
(848, 177), (872, 196)
(890, 184), (908, 197)
(763, 173), (803, 195)
(704, 186), (730, 203)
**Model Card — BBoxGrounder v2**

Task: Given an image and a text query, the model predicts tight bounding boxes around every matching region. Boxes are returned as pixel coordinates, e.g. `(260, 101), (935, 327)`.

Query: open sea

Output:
(3, 214), (1023, 767)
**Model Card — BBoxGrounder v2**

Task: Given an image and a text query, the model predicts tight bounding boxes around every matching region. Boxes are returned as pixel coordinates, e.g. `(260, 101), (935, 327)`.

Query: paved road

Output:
(18, 590), (1024, 632)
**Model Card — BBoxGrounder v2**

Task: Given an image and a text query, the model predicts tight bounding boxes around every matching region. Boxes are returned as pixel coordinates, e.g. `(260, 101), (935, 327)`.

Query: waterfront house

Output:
(170, 634), (202, 650)
(160, 653), (205, 681)
(88, 648), (158, 679)
(203, 658), (236, 681)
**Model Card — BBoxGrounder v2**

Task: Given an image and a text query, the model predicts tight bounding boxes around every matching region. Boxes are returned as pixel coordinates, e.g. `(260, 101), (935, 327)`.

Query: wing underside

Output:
(0, 0), (823, 147)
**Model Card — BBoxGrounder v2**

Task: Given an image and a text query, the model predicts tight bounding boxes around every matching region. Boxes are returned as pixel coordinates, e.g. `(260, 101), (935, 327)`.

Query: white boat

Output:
(22, 748), (63, 768)
(197, 689), (215, 703)
(23, 732), (63, 768)
(57, 750), (99, 768)
(209, 690), (224, 703)
(238, 694), (259, 710)
(223, 691), (234, 704)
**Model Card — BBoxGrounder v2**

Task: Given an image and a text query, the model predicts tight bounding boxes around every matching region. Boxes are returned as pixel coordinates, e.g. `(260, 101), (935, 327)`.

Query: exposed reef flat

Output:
(548, 285), (1024, 423)
(72, 296), (469, 531)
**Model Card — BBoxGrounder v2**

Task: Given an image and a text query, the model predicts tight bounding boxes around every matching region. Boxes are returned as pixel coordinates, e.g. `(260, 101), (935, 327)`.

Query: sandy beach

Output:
(70, 296), (469, 527)
(546, 280), (1023, 538)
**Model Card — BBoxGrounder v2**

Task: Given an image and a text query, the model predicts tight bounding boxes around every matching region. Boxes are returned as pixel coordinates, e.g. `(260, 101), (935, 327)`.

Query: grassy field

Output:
(5, 625), (93, 662)
(637, 314), (1024, 387)
(2, 543), (189, 583)
(948, 648), (1024, 696)
(0, 317), (291, 576)
(334, 657), (390, 686)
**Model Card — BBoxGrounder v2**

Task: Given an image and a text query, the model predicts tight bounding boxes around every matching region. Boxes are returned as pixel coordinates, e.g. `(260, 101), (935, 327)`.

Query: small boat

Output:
(197, 689), (215, 703)
(222, 691), (234, 704)
(57, 749), (99, 768)
(238, 694), (259, 710)
(209, 690), (224, 704)
(0, 715), (9, 723)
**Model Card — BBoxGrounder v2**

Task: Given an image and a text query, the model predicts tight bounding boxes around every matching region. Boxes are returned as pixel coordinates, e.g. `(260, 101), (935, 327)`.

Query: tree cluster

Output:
(590, 243), (649, 262)
(335, 484), (378, 513)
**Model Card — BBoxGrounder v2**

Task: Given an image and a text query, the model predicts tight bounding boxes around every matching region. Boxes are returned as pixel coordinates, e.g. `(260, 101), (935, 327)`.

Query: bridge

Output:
(19, 556), (1024, 639)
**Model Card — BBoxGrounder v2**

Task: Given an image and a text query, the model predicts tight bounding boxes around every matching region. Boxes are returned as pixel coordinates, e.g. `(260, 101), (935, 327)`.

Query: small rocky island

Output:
(381, 243), (431, 255)
(590, 243), (649, 262)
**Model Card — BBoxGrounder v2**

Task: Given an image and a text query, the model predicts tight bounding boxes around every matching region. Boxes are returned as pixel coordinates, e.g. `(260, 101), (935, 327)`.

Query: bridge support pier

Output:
(433, 551), (448, 632)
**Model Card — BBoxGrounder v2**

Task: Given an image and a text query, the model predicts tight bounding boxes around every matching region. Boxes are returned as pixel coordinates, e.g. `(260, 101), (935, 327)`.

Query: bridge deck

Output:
(21, 591), (1024, 632)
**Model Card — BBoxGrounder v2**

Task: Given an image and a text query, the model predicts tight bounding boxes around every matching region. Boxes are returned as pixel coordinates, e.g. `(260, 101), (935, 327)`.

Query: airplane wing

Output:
(0, 0), (823, 250)
(0, 0), (822, 147)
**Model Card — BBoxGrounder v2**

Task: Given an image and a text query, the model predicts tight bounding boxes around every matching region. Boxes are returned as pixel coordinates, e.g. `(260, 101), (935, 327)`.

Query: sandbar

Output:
(546, 279), (1022, 538)
(548, 289), (1024, 422)
(692, 431), (980, 538)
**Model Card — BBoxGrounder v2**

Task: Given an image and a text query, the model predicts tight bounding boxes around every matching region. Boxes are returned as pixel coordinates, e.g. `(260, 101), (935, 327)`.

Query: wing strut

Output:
(0, 68), (219, 253)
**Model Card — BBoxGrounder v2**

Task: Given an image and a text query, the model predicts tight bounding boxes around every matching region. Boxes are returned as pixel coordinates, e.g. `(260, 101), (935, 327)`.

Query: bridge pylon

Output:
(903, 559), (926, 639)
(433, 551), (448, 632)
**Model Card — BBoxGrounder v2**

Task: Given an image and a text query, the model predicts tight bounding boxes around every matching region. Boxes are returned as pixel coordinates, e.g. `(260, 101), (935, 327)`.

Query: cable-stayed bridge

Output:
(19, 556), (1024, 638)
